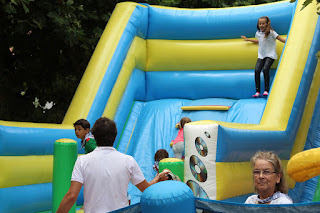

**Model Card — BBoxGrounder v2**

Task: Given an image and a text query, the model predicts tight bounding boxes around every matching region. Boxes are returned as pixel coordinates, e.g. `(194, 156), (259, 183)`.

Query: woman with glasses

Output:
(245, 151), (293, 204)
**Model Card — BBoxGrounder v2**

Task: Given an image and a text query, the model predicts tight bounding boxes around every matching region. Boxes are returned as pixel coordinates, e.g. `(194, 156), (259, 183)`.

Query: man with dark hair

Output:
(57, 117), (169, 213)
(90, 117), (117, 146)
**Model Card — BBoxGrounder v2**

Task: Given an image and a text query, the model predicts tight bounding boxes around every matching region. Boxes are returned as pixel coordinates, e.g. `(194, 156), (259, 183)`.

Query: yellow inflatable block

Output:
(146, 38), (285, 71)
(0, 154), (84, 188)
(216, 162), (253, 200)
(287, 148), (320, 182)
(0, 155), (53, 188)
(181, 105), (231, 111)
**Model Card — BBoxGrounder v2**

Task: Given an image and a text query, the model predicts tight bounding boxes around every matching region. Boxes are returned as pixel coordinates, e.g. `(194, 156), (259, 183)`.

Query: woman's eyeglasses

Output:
(252, 170), (277, 176)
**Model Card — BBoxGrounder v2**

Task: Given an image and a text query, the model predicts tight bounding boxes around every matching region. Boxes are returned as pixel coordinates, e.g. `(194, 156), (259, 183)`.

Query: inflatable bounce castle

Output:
(1, 0), (320, 212)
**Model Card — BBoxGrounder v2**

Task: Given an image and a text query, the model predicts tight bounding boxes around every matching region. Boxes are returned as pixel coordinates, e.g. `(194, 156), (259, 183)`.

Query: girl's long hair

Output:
(257, 16), (273, 38)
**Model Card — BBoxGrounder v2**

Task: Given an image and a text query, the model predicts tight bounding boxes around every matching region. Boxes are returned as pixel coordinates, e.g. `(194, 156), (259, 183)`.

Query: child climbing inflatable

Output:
(170, 117), (191, 159)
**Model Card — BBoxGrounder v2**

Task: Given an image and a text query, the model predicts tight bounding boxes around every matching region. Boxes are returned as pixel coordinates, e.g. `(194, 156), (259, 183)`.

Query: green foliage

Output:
(0, 0), (116, 123)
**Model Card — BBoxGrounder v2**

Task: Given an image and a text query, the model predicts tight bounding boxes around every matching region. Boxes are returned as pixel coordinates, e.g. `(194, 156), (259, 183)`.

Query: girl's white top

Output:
(255, 30), (279, 60)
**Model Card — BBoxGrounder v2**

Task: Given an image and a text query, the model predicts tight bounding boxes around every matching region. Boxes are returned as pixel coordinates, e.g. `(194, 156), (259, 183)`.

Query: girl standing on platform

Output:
(241, 16), (286, 97)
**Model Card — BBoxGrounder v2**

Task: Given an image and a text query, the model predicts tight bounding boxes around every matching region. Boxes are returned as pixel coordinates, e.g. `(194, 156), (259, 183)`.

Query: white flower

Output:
(33, 97), (55, 111)
(43, 101), (54, 110)
(20, 91), (26, 96)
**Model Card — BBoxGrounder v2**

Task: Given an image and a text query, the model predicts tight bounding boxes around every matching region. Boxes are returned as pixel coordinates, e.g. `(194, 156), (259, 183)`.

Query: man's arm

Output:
(135, 170), (170, 192)
(135, 180), (150, 192)
(56, 181), (83, 213)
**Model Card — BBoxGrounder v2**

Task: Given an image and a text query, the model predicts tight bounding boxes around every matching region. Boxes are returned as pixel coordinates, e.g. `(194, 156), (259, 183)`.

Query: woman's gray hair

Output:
(251, 151), (288, 194)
